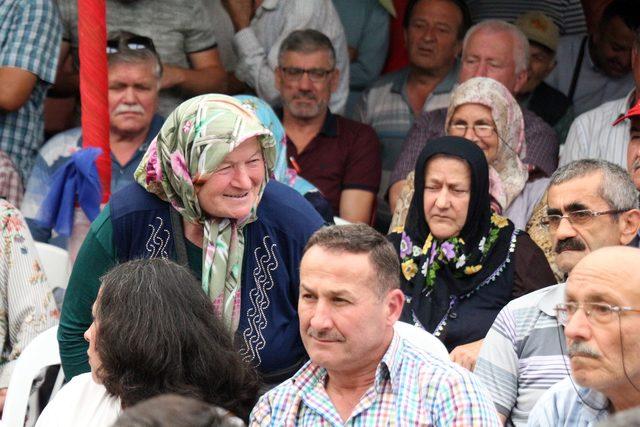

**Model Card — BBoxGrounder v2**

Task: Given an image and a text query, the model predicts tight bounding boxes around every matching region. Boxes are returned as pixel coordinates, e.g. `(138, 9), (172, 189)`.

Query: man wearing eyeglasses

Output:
(275, 30), (381, 224)
(21, 33), (164, 260)
(475, 159), (640, 426)
(528, 246), (640, 425)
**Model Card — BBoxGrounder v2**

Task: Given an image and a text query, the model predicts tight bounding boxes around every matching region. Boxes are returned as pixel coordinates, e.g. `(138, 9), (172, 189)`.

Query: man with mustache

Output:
(475, 159), (640, 426)
(22, 32), (164, 259)
(275, 30), (381, 224)
(528, 246), (640, 425)
(251, 224), (500, 425)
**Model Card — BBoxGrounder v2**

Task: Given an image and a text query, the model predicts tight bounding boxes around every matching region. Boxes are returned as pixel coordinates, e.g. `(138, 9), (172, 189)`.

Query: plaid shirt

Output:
(250, 332), (501, 426)
(0, 149), (24, 208)
(0, 0), (61, 181)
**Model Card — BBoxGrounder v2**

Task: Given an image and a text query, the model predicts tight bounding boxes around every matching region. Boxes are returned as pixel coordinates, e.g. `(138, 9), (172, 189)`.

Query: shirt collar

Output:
(292, 331), (400, 395)
(275, 108), (337, 138)
(574, 383), (611, 420)
(392, 60), (460, 96)
(538, 282), (567, 317)
(259, 0), (278, 11)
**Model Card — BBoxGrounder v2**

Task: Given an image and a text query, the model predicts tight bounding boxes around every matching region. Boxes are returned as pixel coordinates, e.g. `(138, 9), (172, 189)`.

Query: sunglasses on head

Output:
(106, 33), (157, 54)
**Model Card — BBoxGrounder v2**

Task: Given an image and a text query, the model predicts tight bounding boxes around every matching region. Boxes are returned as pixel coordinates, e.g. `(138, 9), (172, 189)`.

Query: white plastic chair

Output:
(394, 321), (449, 360)
(332, 216), (351, 225)
(2, 326), (62, 427)
(34, 243), (70, 290)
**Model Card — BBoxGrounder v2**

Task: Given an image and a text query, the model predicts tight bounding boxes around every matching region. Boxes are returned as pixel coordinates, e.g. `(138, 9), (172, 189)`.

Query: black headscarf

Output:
(389, 136), (515, 339)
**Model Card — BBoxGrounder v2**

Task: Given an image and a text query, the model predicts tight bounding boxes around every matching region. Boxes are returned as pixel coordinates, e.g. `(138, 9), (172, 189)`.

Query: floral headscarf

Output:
(233, 95), (318, 195)
(134, 94), (276, 332)
(445, 77), (529, 211)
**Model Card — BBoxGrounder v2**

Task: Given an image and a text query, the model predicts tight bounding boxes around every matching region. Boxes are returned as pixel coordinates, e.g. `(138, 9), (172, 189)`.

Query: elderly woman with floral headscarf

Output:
(58, 95), (324, 384)
(391, 77), (550, 231)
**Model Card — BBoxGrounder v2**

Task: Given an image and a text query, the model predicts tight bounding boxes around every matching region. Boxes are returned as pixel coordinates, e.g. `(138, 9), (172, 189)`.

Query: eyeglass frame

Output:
(278, 66), (335, 83)
(446, 121), (519, 156)
(539, 208), (629, 230)
(555, 301), (640, 326)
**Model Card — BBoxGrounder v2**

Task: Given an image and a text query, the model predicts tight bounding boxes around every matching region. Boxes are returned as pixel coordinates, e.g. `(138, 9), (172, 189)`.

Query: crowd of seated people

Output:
(5, 0), (640, 425)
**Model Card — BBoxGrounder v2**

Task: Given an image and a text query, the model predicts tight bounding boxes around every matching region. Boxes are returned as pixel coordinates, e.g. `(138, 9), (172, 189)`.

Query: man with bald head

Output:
(528, 246), (640, 426)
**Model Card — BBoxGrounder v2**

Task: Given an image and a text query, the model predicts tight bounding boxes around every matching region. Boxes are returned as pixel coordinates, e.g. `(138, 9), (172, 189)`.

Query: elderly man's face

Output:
(298, 246), (401, 374)
(592, 16), (635, 78)
(547, 172), (630, 274)
(108, 60), (159, 137)
(520, 42), (556, 95)
(627, 117), (640, 189)
(404, 0), (462, 74)
(458, 28), (527, 94)
(564, 249), (640, 394)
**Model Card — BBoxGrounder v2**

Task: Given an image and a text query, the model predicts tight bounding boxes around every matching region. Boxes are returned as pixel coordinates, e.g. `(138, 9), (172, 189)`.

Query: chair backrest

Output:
(394, 321), (449, 361)
(34, 242), (70, 290)
(2, 326), (61, 427)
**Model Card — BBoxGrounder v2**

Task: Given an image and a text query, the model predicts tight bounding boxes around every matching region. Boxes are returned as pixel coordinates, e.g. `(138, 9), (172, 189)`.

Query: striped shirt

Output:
(0, 0), (61, 181)
(527, 377), (609, 426)
(250, 332), (501, 426)
(475, 284), (570, 426)
(560, 91), (635, 168)
(464, 0), (587, 35)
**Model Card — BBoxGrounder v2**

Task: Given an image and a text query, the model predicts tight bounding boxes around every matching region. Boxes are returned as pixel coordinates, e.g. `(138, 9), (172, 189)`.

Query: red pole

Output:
(78, 0), (111, 202)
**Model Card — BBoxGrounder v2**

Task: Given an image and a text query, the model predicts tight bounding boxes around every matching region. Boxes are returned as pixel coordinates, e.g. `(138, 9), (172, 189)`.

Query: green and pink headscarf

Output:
(134, 94), (276, 332)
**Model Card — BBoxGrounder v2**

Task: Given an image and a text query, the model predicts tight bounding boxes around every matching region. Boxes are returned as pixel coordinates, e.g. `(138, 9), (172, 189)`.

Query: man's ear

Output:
(329, 68), (340, 94)
(275, 67), (283, 92)
(618, 208), (640, 245)
(385, 288), (405, 325)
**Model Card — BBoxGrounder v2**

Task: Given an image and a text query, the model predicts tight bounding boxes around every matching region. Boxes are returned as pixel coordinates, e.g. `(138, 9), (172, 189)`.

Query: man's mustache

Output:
(568, 341), (601, 359)
(307, 327), (345, 342)
(555, 237), (586, 254)
(113, 103), (145, 115)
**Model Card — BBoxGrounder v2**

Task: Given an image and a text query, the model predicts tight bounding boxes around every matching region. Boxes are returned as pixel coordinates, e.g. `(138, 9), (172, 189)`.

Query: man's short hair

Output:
(303, 224), (400, 296)
(402, 0), (472, 40)
(462, 19), (530, 74)
(600, 0), (640, 34)
(549, 159), (639, 211)
(107, 31), (163, 79)
(113, 394), (245, 427)
(95, 258), (259, 417)
(278, 29), (336, 69)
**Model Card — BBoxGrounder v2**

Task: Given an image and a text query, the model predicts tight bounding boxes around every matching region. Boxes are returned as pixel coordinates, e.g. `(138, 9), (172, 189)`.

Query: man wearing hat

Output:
(619, 100), (640, 190)
(515, 11), (573, 143)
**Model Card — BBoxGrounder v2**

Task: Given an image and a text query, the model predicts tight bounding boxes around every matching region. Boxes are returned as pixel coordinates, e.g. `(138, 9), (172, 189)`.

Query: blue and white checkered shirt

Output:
(0, 0), (61, 181)
(250, 332), (501, 426)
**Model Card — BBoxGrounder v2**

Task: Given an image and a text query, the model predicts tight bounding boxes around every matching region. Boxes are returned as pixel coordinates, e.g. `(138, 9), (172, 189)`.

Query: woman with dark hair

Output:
(387, 136), (554, 370)
(37, 258), (259, 427)
(58, 95), (324, 384)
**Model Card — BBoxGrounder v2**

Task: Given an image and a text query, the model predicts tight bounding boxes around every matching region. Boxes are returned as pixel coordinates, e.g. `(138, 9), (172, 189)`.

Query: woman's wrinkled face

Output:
(448, 103), (500, 164)
(196, 137), (266, 220)
(423, 156), (471, 240)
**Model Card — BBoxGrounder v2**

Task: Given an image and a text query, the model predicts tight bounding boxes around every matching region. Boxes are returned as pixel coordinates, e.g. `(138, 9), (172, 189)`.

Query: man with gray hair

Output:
(275, 30), (381, 223)
(475, 159), (640, 425)
(22, 32), (164, 258)
(251, 223), (501, 425)
(388, 19), (559, 214)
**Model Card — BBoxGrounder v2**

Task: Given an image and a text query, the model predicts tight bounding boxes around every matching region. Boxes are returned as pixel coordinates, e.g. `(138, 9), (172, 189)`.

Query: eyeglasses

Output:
(279, 67), (334, 82)
(555, 302), (640, 326)
(539, 208), (628, 230)
(106, 32), (157, 54)
(448, 123), (497, 139)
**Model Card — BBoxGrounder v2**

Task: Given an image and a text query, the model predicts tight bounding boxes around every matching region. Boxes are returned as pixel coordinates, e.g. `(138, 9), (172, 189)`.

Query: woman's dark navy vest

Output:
(110, 182), (323, 382)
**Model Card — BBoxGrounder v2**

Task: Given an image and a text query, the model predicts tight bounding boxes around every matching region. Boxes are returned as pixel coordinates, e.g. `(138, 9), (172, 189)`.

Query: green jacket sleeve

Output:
(58, 206), (117, 380)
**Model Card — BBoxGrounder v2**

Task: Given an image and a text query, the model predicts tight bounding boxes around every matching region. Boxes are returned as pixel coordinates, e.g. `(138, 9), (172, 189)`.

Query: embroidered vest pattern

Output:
(239, 235), (279, 365)
(144, 216), (170, 258)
